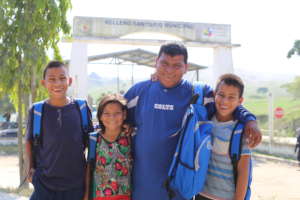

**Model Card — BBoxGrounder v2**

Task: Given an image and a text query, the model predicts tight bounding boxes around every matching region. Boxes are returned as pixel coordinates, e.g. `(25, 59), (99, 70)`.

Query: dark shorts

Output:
(30, 174), (84, 200)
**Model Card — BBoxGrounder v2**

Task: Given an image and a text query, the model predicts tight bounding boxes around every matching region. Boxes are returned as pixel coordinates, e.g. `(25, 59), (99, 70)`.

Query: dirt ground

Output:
(0, 155), (300, 200)
(251, 156), (300, 200)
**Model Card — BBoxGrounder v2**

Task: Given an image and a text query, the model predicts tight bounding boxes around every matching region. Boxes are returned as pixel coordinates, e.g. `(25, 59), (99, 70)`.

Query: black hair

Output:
(158, 42), (188, 64)
(43, 61), (66, 79)
(215, 73), (244, 97)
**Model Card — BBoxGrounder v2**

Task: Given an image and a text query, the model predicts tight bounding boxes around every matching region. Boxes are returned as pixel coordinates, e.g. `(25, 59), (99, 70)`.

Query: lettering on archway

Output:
(73, 17), (231, 44)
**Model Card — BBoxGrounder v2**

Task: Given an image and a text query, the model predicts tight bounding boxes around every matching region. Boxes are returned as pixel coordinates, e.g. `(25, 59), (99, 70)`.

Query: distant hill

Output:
(234, 68), (295, 83)
(87, 69), (297, 99)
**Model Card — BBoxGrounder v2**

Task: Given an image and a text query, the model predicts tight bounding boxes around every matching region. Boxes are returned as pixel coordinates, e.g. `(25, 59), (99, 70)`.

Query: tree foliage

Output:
(281, 76), (300, 99)
(0, 95), (15, 114)
(256, 87), (269, 95)
(287, 40), (300, 58)
(0, 0), (71, 185)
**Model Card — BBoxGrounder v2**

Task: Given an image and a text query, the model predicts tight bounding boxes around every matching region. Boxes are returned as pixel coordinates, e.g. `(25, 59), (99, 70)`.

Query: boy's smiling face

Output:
(41, 66), (72, 100)
(214, 82), (243, 122)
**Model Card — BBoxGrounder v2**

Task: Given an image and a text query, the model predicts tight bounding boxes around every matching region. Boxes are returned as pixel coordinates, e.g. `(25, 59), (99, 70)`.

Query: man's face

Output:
(41, 67), (72, 100)
(155, 53), (188, 88)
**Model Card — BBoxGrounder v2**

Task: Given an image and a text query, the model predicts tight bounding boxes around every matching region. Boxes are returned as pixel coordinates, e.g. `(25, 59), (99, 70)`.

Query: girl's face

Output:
(100, 102), (126, 132)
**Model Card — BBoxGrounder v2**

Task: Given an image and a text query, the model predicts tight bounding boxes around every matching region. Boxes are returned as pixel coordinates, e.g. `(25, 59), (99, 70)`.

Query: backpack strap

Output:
(229, 122), (244, 186)
(87, 131), (100, 199)
(32, 101), (45, 169)
(32, 101), (45, 146)
(87, 131), (99, 162)
(74, 99), (89, 134)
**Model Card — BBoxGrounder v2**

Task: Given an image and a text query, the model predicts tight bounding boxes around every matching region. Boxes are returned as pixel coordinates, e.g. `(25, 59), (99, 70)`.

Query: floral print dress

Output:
(92, 131), (132, 200)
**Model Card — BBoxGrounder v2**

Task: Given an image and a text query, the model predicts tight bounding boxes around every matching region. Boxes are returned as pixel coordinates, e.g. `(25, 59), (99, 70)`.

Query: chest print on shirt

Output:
(154, 103), (174, 110)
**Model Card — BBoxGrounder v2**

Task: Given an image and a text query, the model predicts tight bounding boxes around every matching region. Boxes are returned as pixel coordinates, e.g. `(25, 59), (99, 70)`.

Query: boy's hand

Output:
(244, 120), (262, 148)
(123, 124), (133, 136)
(27, 168), (35, 183)
(151, 72), (158, 81)
(82, 194), (89, 200)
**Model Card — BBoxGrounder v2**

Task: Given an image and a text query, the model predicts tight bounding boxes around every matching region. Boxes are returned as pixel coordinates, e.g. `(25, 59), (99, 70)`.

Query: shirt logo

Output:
(154, 104), (174, 110)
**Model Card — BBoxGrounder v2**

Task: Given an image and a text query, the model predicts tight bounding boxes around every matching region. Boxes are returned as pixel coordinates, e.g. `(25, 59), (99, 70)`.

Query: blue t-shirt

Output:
(26, 100), (93, 191)
(125, 80), (255, 200)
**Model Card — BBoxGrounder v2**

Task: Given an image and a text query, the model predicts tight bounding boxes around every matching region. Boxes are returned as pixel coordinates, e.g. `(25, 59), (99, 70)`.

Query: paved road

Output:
(0, 155), (299, 200)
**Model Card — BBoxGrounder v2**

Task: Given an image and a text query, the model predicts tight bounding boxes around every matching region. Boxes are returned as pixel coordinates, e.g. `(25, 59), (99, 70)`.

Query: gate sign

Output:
(274, 107), (284, 119)
(73, 17), (232, 44)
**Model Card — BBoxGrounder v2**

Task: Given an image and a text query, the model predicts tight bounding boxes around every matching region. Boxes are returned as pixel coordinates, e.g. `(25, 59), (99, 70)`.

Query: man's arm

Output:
(243, 120), (262, 148)
(234, 106), (261, 148)
(202, 84), (262, 148)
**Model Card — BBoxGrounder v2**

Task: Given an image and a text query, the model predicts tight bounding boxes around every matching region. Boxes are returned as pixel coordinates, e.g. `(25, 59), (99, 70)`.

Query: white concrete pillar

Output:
(69, 42), (88, 99)
(212, 47), (234, 86)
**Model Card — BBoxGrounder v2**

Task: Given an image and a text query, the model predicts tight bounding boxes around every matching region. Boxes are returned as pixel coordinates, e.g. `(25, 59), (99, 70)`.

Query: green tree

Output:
(257, 87), (269, 95)
(287, 40), (300, 58)
(0, 94), (15, 115)
(0, 0), (71, 187)
(281, 76), (300, 99)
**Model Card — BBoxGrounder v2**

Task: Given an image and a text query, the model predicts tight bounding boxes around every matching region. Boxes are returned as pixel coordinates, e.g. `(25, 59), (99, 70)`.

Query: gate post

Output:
(69, 42), (88, 98)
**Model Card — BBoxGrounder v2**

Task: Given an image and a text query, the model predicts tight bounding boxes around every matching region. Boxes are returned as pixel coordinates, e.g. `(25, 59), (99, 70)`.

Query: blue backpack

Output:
(165, 84), (213, 200)
(32, 99), (89, 158)
(87, 131), (99, 164)
(230, 122), (252, 200)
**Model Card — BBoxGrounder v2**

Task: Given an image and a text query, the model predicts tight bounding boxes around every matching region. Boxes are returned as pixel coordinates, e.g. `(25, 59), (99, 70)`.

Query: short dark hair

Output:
(97, 94), (127, 131)
(43, 61), (66, 79)
(158, 42), (188, 64)
(215, 73), (244, 97)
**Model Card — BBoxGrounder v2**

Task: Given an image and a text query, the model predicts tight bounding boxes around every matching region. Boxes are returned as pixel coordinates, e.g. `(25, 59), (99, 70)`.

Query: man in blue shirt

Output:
(125, 43), (261, 200)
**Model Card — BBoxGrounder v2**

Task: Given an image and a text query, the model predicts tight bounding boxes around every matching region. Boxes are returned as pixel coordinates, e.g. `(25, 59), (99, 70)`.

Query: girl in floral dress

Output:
(84, 94), (132, 200)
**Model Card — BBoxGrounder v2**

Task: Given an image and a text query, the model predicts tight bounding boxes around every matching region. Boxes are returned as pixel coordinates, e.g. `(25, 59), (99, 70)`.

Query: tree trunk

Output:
(17, 82), (28, 188)
(31, 65), (37, 103)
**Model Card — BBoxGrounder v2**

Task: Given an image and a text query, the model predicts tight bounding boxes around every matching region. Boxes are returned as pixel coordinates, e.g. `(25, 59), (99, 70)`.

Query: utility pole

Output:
(268, 92), (274, 154)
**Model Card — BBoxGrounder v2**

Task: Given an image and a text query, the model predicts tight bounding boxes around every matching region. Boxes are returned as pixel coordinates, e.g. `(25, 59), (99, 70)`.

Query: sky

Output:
(59, 0), (300, 80)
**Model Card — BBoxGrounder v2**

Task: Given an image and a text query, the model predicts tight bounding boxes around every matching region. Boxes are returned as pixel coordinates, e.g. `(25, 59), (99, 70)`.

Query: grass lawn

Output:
(0, 144), (19, 155)
(243, 97), (300, 116)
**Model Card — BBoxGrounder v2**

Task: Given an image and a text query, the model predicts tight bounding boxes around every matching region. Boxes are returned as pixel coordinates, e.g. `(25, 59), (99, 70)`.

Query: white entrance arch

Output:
(65, 17), (240, 98)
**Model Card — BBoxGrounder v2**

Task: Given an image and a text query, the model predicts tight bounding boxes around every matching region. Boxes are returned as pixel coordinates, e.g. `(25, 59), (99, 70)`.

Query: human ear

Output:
(41, 80), (46, 87)
(239, 97), (244, 105)
(68, 77), (72, 86)
(183, 64), (188, 73)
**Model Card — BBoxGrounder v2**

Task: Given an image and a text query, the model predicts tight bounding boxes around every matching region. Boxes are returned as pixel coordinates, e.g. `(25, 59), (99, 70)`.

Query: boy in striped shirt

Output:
(197, 74), (251, 200)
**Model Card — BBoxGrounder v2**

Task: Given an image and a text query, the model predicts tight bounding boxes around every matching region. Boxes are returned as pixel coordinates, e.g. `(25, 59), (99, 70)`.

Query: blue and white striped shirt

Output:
(200, 116), (251, 200)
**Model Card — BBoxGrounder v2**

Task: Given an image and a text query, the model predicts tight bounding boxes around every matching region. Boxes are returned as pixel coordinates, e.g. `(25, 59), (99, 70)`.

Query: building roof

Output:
(85, 48), (207, 71)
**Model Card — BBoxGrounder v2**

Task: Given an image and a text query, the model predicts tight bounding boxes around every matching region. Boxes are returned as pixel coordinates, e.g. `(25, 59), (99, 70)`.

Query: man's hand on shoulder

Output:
(244, 120), (262, 148)
(151, 72), (158, 81)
